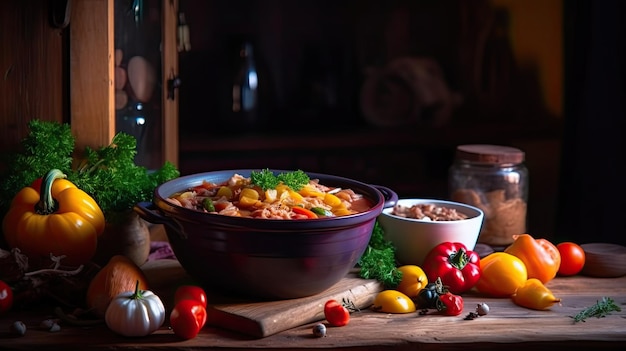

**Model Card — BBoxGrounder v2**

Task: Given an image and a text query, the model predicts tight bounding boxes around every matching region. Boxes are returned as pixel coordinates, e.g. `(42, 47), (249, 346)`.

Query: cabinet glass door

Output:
(114, 0), (164, 169)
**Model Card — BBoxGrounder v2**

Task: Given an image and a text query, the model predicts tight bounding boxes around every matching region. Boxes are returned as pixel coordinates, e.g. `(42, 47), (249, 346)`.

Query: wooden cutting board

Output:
(142, 259), (384, 338)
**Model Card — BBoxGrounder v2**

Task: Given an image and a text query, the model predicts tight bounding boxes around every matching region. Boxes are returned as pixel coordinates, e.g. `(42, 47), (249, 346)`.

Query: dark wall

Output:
(176, 0), (556, 134)
(558, 0), (626, 245)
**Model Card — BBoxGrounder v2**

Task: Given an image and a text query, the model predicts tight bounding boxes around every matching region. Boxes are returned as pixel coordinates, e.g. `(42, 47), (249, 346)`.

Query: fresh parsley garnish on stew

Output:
(250, 169), (310, 191)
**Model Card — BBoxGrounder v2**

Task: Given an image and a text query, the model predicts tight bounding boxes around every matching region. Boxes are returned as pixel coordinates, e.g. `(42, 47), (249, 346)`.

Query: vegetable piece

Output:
(421, 242), (481, 294)
(311, 207), (334, 217)
(358, 221), (402, 287)
(504, 234), (561, 284)
(371, 290), (416, 314)
(395, 265), (428, 298)
(474, 252), (527, 297)
(323, 193), (342, 207)
(170, 299), (207, 339)
(571, 297), (621, 323)
(323, 299), (350, 327)
(0, 280), (13, 314)
(511, 278), (561, 310)
(105, 280), (165, 337)
(291, 206), (319, 219)
(437, 291), (464, 316)
(557, 242), (586, 276)
(2, 169), (105, 266)
(86, 255), (150, 317)
(174, 285), (208, 309)
(202, 198), (216, 212)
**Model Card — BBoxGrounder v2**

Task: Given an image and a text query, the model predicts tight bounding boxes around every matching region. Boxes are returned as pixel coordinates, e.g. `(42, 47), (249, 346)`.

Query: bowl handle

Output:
(134, 202), (171, 225)
(134, 202), (189, 240)
(373, 185), (398, 208)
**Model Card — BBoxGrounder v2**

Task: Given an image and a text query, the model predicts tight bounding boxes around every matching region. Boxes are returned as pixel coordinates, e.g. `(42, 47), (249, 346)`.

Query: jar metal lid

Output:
(455, 144), (525, 164)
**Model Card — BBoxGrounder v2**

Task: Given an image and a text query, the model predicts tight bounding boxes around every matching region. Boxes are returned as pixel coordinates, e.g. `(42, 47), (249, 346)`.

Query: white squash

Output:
(104, 281), (165, 337)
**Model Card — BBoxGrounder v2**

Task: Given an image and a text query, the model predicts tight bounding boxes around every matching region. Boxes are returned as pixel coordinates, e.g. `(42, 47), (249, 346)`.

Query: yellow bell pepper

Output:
(2, 169), (105, 266)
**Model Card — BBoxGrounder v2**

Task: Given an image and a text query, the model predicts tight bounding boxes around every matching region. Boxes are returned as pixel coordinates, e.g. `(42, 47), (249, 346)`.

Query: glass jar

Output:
(449, 144), (528, 247)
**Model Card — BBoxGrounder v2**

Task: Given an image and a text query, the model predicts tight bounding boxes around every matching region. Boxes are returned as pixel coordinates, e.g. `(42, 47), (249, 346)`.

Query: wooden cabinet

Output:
(0, 0), (180, 169)
(70, 0), (179, 168)
(0, 1), (65, 155)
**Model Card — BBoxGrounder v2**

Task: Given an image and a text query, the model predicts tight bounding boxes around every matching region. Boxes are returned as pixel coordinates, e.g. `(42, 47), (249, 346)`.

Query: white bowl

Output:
(378, 199), (484, 266)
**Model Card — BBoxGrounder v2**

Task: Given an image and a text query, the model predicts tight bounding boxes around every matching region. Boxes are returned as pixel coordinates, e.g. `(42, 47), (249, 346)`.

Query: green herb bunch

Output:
(358, 221), (402, 288)
(0, 119), (179, 225)
(70, 132), (179, 223)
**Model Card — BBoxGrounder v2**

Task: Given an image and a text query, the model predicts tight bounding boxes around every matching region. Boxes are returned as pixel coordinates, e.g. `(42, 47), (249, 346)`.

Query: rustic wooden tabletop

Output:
(1, 260), (625, 351)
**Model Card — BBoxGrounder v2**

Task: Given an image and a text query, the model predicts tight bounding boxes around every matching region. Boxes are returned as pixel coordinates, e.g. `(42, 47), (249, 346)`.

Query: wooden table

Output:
(1, 261), (625, 351)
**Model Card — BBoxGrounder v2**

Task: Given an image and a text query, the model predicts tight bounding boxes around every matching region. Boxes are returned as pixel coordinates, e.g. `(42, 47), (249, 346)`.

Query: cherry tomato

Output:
(371, 290), (416, 314)
(437, 292), (464, 316)
(0, 280), (13, 314)
(170, 299), (207, 339)
(557, 242), (586, 276)
(323, 299), (350, 327)
(395, 265), (428, 298)
(174, 285), (208, 308)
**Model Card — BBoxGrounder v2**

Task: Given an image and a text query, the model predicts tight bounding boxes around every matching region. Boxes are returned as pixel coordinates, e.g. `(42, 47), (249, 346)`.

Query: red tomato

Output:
(170, 299), (207, 340)
(323, 299), (350, 327)
(557, 242), (586, 276)
(0, 280), (13, 314)
(438, 292), (464, 316)
(174, 285), (208, 308)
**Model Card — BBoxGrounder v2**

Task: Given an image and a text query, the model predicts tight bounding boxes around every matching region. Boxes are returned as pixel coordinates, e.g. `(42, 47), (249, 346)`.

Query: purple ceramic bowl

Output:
(134, 169), (397, 300)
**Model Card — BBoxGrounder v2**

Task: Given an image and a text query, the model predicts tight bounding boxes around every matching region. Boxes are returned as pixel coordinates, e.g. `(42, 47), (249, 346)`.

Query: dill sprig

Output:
(357, 221), (402, 288)
(571, 297), (622, 323)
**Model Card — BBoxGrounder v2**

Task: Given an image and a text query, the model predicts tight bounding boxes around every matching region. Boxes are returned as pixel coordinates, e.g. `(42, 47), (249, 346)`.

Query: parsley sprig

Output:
(250, 169), (310, 191)
(571, 297), (622, 323)
(358, 221), (402, 288)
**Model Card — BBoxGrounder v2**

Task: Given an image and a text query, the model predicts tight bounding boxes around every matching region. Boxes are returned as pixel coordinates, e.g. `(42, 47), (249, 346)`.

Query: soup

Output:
(167, 171), (373, 219)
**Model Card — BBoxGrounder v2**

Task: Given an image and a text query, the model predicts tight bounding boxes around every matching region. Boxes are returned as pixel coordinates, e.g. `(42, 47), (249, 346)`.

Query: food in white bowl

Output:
(378, 199), (484, 266)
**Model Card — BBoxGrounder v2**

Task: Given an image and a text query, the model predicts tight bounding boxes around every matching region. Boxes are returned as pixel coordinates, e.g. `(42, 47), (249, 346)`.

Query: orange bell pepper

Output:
(504, 233), (561, 284)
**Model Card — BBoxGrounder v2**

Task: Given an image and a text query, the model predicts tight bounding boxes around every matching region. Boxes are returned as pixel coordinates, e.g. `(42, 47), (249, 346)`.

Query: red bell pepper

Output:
(291, 206), (319, 219)
(422, 242), (481, 294)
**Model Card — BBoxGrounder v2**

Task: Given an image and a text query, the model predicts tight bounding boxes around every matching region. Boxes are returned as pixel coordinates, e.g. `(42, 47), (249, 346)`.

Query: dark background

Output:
(0, 0), (624, 246)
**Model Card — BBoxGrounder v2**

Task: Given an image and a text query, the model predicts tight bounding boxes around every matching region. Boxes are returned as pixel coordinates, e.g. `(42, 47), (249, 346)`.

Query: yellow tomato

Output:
(474, 252), (528, 298)
(395, 265), (428, 298)
(371, 290), (416, 314)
